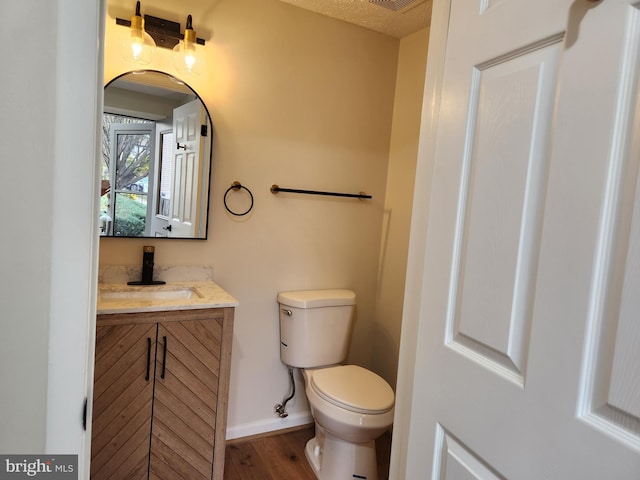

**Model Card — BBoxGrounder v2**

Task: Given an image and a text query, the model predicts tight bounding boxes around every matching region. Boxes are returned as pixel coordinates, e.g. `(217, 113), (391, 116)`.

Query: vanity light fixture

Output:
(116, 2), (206, 71)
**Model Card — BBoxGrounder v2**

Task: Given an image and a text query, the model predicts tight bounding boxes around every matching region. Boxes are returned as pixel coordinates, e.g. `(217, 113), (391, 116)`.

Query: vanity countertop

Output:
(96, 281), (239, 315)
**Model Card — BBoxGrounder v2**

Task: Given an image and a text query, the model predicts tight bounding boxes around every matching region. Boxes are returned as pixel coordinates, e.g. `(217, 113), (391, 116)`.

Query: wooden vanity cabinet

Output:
(90, 308), (234, 480)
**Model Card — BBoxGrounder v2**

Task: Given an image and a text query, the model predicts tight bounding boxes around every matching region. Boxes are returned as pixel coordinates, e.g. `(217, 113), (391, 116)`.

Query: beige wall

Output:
(102, 0), (400, 436)
(373, 27), (430, 388)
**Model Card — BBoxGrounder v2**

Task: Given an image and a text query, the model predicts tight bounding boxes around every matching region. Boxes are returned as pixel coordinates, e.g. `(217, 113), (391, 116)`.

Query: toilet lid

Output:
(310, 365), (394, 414)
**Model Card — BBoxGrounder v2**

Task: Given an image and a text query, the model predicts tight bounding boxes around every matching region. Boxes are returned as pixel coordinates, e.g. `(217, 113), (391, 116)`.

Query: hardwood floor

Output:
(224, 426), (391, 480)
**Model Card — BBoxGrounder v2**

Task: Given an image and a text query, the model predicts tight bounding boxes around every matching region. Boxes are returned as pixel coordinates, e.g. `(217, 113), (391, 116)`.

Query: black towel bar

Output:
(270, 185), (372, 200)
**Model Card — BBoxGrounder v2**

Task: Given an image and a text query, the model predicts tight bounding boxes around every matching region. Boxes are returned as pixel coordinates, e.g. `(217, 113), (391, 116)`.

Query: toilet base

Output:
(305, 425), (378, 480)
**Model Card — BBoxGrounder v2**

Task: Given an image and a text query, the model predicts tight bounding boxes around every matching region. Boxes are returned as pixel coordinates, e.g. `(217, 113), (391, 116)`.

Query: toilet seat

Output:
(309, 365), (394, 415)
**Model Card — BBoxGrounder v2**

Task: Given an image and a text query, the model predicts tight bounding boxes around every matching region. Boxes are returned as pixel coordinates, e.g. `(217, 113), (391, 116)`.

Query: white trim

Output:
(226, 411), (314, 441)
(45, 1), (103, 477)
(389, 0), (452, 478)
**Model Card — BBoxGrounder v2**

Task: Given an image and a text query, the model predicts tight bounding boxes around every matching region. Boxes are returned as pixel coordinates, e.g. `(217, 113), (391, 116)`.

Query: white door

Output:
(400, 0), (640, 478)
(168, 99), (206, 238)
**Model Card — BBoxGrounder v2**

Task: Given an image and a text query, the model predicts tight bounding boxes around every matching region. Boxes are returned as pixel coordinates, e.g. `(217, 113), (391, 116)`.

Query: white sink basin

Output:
(99, 285), (203, 302)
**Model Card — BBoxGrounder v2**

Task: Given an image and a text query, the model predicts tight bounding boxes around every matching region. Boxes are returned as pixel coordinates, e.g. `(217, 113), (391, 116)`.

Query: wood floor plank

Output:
(224, 426), (392, 480)
(252, 429), (316, 479)
(225, 441), (290, 480)
(224, 428), (316, 480)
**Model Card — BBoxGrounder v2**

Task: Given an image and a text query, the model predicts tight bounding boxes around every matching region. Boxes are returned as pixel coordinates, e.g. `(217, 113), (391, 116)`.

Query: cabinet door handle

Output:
(145, 337), (152, 381)
(161, 336), (167, 379)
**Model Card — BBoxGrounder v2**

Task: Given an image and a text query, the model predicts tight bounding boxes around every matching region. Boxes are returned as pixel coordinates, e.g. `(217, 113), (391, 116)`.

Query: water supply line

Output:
(274, 366), (296, 418)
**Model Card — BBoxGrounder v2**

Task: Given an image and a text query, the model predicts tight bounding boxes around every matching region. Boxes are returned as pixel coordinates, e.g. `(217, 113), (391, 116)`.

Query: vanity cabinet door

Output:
(91, 323), (157, 480)
(149, 318), (223, 480)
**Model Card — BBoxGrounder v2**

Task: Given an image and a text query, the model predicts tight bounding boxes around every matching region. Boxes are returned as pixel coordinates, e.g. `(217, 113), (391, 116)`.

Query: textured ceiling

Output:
(280, 0), (432, 38)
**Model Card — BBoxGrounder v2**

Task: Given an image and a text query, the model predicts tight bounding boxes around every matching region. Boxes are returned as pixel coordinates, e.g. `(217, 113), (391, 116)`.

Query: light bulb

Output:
(120, 3), (155, 65)
(172, 16), (199, 75)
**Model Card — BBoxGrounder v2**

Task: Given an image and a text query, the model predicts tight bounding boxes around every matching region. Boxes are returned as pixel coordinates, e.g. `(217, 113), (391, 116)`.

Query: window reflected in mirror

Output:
(101, 115), (153, 237)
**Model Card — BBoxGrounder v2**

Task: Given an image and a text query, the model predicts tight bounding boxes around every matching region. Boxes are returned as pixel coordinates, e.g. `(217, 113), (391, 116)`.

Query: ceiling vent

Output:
(368, 0), (426, 13)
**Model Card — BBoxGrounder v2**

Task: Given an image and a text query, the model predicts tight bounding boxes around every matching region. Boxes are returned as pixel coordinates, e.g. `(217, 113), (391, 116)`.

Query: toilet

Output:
(278, 289), (394, 480)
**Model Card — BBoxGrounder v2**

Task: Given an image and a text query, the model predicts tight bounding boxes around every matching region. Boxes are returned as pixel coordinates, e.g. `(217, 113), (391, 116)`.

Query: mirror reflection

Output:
(100, 70), (212, 238)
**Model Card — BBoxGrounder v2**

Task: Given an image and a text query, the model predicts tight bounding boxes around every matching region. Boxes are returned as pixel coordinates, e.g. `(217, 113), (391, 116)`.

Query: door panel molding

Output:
(579, 3), (640, 449)
(446, 38), (562, 385)
(434, 424), (506, 480)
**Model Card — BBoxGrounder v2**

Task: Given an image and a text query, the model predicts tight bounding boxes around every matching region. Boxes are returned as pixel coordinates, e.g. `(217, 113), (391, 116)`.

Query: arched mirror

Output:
(100, 70), (212, 238)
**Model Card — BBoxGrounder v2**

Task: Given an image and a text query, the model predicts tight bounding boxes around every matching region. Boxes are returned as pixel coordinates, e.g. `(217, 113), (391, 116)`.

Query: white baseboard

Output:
(226, 410), (314, 440)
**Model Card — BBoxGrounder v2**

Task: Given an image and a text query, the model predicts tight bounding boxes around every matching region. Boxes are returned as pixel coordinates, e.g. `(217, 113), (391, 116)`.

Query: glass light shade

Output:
(121, 15), (155, 65)
(172, 29), (199, 74)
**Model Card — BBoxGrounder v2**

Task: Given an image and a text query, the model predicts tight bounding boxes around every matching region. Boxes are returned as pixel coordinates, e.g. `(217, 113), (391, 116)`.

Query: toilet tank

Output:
(278, 289), (356, 368)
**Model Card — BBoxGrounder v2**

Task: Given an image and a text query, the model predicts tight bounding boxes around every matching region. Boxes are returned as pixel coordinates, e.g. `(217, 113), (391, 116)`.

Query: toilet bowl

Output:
(303, 366), (394, 480)
(303, 365), (393, 480)
(305, 366), (394, 443)
(277, 289), (395, 480)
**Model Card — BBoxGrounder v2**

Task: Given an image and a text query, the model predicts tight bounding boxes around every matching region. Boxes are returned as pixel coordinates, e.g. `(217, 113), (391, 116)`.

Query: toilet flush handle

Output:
(281, 308), (292, 316)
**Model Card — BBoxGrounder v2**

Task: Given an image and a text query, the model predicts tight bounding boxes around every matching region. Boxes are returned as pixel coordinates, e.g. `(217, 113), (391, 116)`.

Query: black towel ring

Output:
(224, 181), (254, 216)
